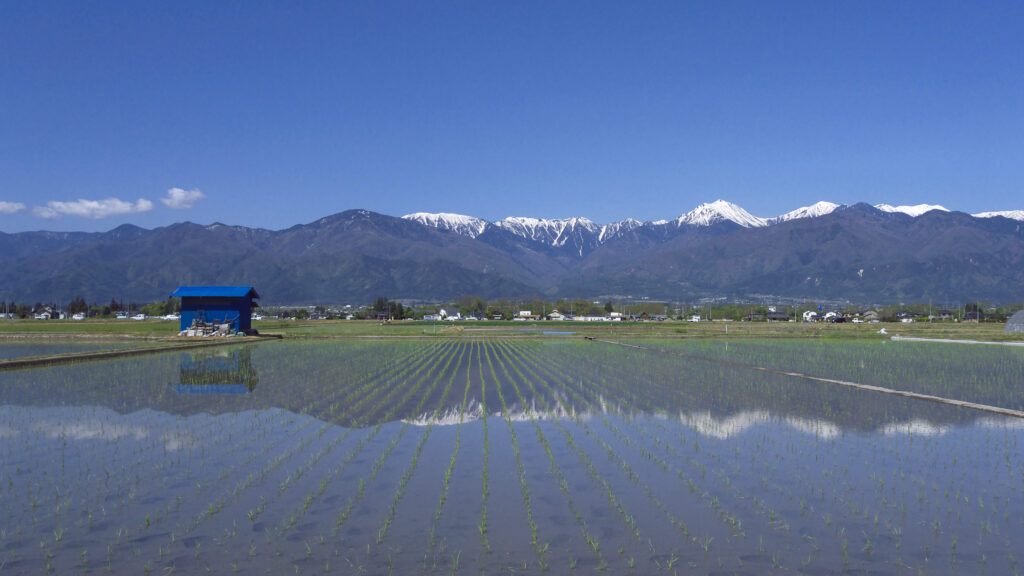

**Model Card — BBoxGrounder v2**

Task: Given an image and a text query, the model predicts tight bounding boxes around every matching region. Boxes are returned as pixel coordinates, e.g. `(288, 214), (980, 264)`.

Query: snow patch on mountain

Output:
(494, 217), (600, 247)
(771, 201), (840, 223)
(675, 200), (767, 228)
(874, 204), (949, 217)
(402, 212), (489, 238)
(973, 210), (1024, 221)
(598, 218), (642, 243)
(406, 201), (1018, 252)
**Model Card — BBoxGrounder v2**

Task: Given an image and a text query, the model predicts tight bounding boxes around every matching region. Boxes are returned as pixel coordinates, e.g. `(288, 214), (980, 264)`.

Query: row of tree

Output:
(418, 297), (1023, 322)
(0, 298), (181, 319)
(3, 294), (1019, 323)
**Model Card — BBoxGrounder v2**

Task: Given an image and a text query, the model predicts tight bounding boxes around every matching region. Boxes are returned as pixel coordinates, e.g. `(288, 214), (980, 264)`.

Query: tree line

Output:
(0, 297), (181, 319)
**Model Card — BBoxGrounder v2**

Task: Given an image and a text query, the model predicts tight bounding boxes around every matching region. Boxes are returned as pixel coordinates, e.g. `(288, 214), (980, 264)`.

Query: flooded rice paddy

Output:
(1, 338), (1022, 575)
(0, 341), (134, 361)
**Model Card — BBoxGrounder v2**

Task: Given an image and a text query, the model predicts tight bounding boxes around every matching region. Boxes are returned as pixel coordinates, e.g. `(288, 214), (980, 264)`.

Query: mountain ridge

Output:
(2, 202), (1023, 304)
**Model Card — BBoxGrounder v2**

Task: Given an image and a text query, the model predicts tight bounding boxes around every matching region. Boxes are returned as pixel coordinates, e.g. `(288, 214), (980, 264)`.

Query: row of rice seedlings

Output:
(372, 341), (465, 550)
(769, 427), (944, 568)
(488, 340), (615, 570)
(562, 352), (774, 535)
(173, 344), (421, 516)
(293, 343), (456, 536)
(502, 341), (707, 567)
(474, 340), (490, 557)
(507, 340), (827, 569)
(334, 340), (452, 427)
(147, 396), (370, 570)
(619, 344), (1024, 573)
(283, 341), (461, 573)
(266, 341), (460, 568)
(241, 341), (453, 571)
(600, 414), (793, 566)
(327, 342), (460, 541)
(4, 400), (278, 573)
(229, 342), (439, 528)
(577, 344), (875, 569)
(15, 395), (240, 521)
(423, 340), (475, 571)
(300, 339), (1020, 572)
(651, 407), (879, 567)
(481, 341), (549, 570)
(278, 340), (458, 502)
(655, 338), (1024, 411)
(137, 342), (447, 573)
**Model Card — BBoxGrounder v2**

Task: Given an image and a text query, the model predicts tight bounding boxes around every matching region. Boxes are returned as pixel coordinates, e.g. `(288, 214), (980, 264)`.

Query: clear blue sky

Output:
(2, 1), (1023, 232)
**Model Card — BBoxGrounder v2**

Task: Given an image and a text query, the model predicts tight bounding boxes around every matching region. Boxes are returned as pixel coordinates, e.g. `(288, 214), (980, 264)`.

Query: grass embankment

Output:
(0, 318), (180, 338)
(1, 317), (1019, 342)
(0, 319), (260, 368)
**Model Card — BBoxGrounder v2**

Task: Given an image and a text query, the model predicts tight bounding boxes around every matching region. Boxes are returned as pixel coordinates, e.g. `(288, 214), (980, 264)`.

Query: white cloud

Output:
(0, 201), (26, 214)
(160, 187), (205, 209)
(32, 197), (155, 219)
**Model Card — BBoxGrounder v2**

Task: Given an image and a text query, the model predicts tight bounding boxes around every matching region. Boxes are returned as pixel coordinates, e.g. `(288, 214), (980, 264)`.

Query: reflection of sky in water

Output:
(0, 406), (204, 451)
(4, 400), (1019, 575)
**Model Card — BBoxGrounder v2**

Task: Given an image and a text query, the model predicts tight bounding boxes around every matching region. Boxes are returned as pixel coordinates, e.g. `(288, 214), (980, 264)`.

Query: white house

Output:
(439, 308), (462, 320)
(802, 310), (819, 322)
(690, 314), (701, 322)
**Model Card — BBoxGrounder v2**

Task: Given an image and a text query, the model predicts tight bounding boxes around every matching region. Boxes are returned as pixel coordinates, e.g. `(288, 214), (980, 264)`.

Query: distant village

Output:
(4, 291), (1016, 326)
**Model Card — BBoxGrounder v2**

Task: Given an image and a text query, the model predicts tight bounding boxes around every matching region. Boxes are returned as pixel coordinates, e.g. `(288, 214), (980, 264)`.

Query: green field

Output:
(3, 316), (1020, 342)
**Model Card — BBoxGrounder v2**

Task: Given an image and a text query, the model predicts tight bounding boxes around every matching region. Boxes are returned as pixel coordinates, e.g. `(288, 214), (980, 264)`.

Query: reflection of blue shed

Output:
(170, 286), (260, 333)
(176, 347), (259, 394)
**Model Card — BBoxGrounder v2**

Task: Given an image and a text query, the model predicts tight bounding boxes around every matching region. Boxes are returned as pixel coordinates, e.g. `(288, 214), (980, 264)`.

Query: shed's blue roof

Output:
(170, 286), (260, 299)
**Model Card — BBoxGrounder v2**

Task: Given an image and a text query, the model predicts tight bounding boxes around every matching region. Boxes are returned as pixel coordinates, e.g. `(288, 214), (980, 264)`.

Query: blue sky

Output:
(2, 1), (1023, 232)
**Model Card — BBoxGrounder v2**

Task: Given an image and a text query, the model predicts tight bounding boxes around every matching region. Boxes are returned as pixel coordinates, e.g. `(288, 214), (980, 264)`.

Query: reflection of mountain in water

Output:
(0, 340), (1018, 435)
(400, 402), (1024, 439)
(177, 347), (258, 394)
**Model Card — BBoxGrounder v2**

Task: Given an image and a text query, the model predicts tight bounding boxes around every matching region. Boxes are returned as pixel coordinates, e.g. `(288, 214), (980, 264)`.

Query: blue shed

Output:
(170, 286), (260, 333)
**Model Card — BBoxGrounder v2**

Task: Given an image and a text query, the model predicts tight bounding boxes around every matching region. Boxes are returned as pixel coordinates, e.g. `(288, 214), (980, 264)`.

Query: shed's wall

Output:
(1007, 310), (1024, 334)
(180, 296), (252, 332)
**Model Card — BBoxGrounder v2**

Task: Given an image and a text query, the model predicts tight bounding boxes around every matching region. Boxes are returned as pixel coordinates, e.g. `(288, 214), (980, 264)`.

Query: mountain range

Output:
(2, 200), (1023, 304)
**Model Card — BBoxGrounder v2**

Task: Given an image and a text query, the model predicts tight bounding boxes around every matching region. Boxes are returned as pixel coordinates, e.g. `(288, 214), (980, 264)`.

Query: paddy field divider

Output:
(890, 335), (1024, 347)
(587, 337), (1024, 420)
(0, 336), (278, 372)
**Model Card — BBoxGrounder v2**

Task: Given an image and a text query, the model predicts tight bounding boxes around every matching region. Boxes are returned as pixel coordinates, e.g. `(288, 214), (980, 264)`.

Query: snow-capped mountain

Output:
(404, 200), (834, 248)
(7, 201), (1024, 304)
(973, 210), (1024, 221)
(402, 212), (489, 238)
(493, 217), (605, 257)
(404, 201), (1023, 254)
(770, 201), (840, 224)
(674, 200), (768, 228)
(597, 218), (643, 242)
(493, 216), (601, 246)
(874, 204), (949, 217)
